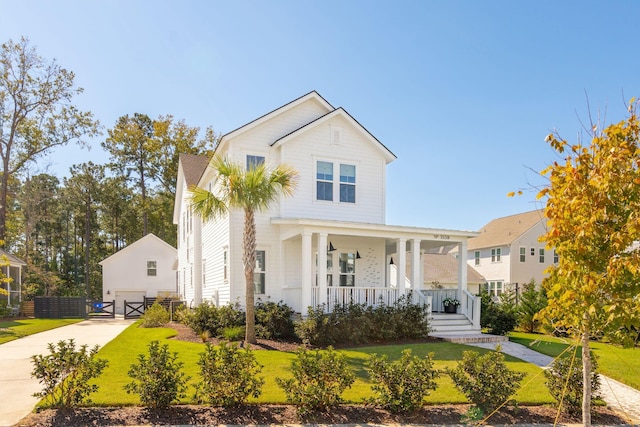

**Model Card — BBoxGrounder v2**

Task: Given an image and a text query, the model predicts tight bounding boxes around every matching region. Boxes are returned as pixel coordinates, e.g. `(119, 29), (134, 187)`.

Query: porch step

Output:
(429, 313), (480, 335)
(430, 332), (508, 344)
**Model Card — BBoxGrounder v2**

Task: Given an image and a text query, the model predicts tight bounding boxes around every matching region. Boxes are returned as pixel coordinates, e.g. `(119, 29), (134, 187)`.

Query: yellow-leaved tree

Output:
(538, 99), (640, 426)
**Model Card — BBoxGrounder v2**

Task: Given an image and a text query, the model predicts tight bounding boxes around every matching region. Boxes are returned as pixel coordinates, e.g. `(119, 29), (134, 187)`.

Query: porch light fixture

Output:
(356, 251), (361, 259)
(328, 242), (336, 252)
(106, 290), (111, 295)
(389, 257), (394, 265)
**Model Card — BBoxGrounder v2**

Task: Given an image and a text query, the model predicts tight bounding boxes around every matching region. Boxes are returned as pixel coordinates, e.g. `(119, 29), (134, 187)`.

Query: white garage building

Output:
(99, 233), (178, 314)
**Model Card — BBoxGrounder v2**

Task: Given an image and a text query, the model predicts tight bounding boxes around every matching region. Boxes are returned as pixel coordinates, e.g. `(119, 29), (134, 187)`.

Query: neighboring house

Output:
(391, 252), (485, 292)
(173, 91), (481, 331)
(461, 210), (556, 297)
(422, 253), (486, 293)
(0, 249), (26, 308)
(99, 233), (178, 314)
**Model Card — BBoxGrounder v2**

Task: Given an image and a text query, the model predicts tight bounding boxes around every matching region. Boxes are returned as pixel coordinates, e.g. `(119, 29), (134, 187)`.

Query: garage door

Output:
(114, 291), (146, 315)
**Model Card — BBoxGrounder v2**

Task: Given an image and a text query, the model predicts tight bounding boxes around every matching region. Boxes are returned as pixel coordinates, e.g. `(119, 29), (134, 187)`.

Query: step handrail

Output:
(462, 289), (481, 330)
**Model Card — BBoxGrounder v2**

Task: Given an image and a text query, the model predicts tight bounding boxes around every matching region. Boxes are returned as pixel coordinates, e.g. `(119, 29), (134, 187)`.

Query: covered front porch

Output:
(273, 218), (482, 331)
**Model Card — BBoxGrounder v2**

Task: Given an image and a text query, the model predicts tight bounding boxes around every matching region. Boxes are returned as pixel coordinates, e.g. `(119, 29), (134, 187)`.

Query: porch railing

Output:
(328, 287), (404, 312)
(462, 289), (481, 330)
(423, 289), (458, 312)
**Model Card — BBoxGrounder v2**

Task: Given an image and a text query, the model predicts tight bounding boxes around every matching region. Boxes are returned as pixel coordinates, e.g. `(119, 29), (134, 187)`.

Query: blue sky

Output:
(2, 1), (639, 231)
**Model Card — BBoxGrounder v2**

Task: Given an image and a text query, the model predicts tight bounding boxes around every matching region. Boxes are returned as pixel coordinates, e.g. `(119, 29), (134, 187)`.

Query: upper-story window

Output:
(147, 260), (157, 276)
(316, 161), (333, 201)
(474, 251), (480, 266)
(539, 248), (545, 263)
(491, 248), (501, 262)
(553, 249), (559, 263)
(246, 155), (265, 171)
(519, 247), (526, 262)
(316, 161), (356, 203)
(339, 164), (356, 203)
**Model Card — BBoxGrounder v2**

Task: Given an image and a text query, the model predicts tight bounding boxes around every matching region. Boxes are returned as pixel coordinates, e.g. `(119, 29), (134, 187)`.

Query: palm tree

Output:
(190, 156), (297, 344)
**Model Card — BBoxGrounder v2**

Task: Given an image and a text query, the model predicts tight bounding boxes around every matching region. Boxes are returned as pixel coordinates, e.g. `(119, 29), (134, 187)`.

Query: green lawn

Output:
(0, 318), (84, 344)
(85, 323), (555, 406)
(509, 332), (640, 390)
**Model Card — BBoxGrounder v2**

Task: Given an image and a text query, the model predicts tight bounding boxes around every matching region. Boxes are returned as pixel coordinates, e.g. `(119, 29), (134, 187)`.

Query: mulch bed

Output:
(16, 404), (627, 426)
(14, 322), (630, 426)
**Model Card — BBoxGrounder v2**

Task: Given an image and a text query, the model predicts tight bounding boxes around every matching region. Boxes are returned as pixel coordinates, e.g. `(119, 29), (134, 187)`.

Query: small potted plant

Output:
(442, 297), (460, 313)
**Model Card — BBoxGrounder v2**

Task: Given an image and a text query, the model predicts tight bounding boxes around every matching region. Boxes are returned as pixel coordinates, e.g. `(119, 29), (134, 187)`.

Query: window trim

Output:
(254, 249), (266, 294)
(491, 247), (501, 263)
(474, 250), (480, 266)
(339, 164), (356, 203)
(519, 246), (526, 263)
(246, 154), (265, 171)
(316, 160), (334, 202)
(147, 260), (157, 277)
(338, 252), (356, 287)
(539, 248), (545, 263)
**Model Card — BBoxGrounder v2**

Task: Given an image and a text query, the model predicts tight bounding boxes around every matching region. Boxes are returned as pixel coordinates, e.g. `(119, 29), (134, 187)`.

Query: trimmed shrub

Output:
(140, 302), (170, 327)
(222, 326), (244, 341)
(366, 349), (439, 413)
(31, 339), (108, 408)
(182, 301), (244, 337)
(125, 340), (190, 408)
(480, 293), (518, 335)
(276, 346), (355, 415)
(0, 300), (12, 317)
(255, 299), (296, 340)
(447, 346), (525, 413)
(295, 294), (431, 346)
(544, 348), (601, 414)
(195, 342), (264, 406)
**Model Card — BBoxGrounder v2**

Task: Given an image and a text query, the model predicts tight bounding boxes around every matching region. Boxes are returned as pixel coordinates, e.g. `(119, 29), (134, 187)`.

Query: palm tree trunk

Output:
(243, 209), (257, 344)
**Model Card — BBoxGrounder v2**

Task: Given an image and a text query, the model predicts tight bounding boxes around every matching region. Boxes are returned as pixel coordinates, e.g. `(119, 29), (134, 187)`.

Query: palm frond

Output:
(189, 185), (227, 221)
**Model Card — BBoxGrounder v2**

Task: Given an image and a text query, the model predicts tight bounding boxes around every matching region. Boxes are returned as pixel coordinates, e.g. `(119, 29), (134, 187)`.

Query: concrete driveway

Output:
(0, 317), (134, 427)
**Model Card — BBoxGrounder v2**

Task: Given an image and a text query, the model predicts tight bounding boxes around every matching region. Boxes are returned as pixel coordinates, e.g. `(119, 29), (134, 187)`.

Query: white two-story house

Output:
(463, 210), (557, 297)
(173, 91), (481, 330)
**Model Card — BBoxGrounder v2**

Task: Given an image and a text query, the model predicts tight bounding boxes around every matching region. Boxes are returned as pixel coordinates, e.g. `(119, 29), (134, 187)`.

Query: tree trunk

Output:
(243, 209), (257, 344)
(582, 325), (592, 427)
(0, 156), (9, 246)
(85, 198), (91, 299)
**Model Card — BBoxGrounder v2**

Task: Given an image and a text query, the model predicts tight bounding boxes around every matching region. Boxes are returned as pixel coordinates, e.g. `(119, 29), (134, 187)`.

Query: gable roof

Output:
(99, 233), (176, 266)
(216, 91), (335, 152)
(0, 249), (26, 266)
(422, 253), (486, 285)
(271, 107), (396, 163)
(468, 210), (545, 250)
(395, 252), (485, 284)
(179, 153), (210, 187)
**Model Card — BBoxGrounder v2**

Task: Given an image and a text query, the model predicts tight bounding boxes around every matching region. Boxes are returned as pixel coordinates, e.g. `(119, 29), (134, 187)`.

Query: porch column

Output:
(458, 240), (468, 312)
(301, 232), (312, 311)
(317, 233), (328, 311)
(396, 239), (407, 292)
(410, 239), (421, 291)
(193, 213), (203, 306)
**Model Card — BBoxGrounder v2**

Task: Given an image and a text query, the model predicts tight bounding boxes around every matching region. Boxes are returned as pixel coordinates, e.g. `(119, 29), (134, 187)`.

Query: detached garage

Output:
(99, 234), (177, 315)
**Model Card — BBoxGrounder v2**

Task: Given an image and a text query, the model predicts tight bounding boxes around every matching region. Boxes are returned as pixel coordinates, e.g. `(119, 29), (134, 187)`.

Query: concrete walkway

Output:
(0, 317), (134, 427)
(466, 340), (640, 425)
